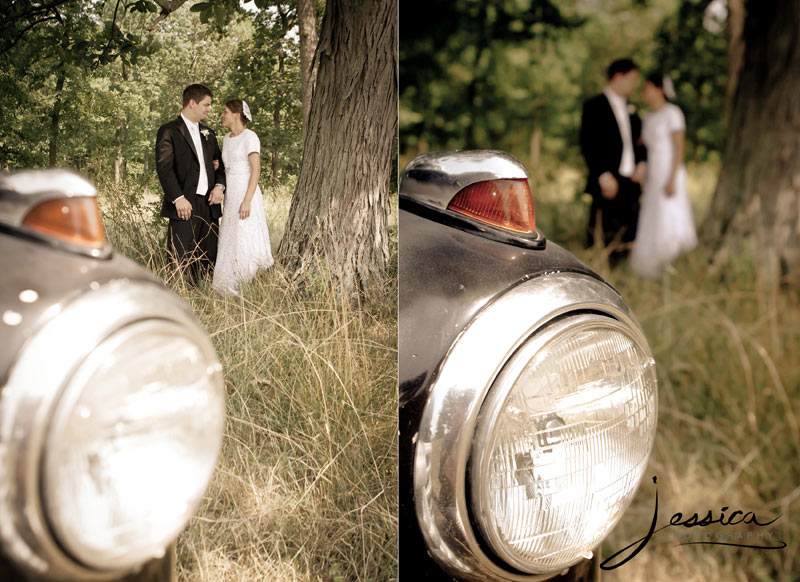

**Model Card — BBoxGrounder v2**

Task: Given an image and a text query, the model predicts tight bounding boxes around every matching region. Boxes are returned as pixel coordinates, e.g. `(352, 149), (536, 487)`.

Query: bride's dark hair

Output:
(645, 72), (665, 89)
(645, 72), (676, 100)
(225, 99), (249, 125)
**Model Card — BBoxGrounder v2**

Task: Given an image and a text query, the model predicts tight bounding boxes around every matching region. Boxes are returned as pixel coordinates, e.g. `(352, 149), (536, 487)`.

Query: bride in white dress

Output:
(212, 99), (274, 294)
(630, 74), (697, 278)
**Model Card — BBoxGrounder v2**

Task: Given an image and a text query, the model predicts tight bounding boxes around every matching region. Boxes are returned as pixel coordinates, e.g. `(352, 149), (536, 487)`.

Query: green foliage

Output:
(399, 0), (726, 174)
(650, 0), (728, 162)
(0, 0), (303, 192)
(229, 3), (302, 182)
(400, 0), (583, 157)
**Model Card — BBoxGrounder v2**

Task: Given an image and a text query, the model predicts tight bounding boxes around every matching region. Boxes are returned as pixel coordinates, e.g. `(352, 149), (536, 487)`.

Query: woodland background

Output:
(1, 0), (303, 189)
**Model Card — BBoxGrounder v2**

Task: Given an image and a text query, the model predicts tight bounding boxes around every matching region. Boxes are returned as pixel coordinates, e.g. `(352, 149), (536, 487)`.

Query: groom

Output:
(156, 83), (226, 281)
(580, 58), (647, 265)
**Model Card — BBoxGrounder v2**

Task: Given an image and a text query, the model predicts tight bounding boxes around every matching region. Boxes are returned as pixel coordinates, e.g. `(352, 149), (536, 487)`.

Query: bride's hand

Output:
(213, 159), (220, 170)
(239, 200), (251, 220)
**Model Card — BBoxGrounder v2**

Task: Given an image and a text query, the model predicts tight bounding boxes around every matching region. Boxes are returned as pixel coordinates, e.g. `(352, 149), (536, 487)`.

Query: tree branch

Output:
(147, 0), (188, 31)
(0, 0), (74, 30)
(152, 0), (186, 10)
(0, 15), (60, 56)
(94, 0), (124, 70)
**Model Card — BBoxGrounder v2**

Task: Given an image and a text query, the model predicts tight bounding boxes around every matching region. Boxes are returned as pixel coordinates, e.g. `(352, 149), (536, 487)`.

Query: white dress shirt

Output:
(603, 87), (635, 177)
(180, 113), (208, 196)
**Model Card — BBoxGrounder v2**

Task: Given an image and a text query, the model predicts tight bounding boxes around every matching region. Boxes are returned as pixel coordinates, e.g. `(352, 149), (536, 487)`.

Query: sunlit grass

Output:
(596, 247), (800, 582)
(99, 180), (398, 582)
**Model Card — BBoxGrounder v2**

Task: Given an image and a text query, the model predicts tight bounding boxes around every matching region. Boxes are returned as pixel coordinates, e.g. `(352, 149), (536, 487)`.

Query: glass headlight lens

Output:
(42, 319), (225, 570)
(471, 314), (657, 574)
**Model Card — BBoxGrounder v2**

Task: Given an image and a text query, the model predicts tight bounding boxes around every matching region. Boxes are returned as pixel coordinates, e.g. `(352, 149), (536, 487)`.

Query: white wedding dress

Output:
(212, 128), (273, 294)
(630, 103), (697, 278)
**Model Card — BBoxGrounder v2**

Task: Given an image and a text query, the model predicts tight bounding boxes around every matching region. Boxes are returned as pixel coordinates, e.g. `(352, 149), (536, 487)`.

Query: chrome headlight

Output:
(0, 280), (224, 580)
(472, 314), (657, 573)
(414, 273), (657, 581)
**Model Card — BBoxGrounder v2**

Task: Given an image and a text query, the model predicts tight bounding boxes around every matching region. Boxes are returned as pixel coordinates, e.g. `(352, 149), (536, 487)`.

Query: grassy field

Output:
(534, 165), (800, 582)
(100, 182), (398, 582)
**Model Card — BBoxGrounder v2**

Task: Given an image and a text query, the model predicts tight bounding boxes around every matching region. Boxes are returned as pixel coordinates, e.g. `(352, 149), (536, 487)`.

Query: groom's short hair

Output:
(183, 84), (213, 108)
(607, 59), (638, 80)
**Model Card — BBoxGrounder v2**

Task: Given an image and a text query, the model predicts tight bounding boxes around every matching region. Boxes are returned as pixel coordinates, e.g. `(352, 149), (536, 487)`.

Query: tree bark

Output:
(48, 69), (66, 167)
(704, 0), (800, 286)
(725, 0), (745, 122)
(272, 96), (281, 191)
(277, 0), (397, 296)
(529, 127), (542, 174)
(297, 0), (318, 142)
(115, 123), (123, 183)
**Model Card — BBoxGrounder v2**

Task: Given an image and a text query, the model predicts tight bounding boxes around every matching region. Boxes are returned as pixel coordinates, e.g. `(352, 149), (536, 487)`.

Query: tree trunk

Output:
(48, 69), (66, 167)
(277, 0), (397, 296)
(115, 124), (123, 183)
(48, 13), (73, 168)
(529, 127), (541, 173)
(297, 0), (318, 142)
(120, 61), (129, 183)
(272, 97), (281, 191)
(703, 1), (800, 287)
(725, 0), (745, 122)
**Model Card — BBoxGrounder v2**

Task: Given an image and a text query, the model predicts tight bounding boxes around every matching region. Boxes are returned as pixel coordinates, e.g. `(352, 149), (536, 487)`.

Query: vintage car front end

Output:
(399, 151), (658, 581)
(0, 169), (225, 581)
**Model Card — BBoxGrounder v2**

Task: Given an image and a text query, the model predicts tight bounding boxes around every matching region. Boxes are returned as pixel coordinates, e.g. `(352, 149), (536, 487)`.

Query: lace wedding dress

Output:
(630, 103), (697, 278)
(212, 128), (273, 294)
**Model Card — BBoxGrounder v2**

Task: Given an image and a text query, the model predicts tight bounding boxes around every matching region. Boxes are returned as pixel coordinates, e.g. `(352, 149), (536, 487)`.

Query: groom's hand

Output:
(175, 197), (192, 220)
(209, 186), (224, 205)
(598, 172), (619, 200)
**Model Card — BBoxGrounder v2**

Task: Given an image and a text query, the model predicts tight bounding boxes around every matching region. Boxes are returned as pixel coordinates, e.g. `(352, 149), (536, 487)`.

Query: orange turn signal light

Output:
(22, 196), (106, 247)
(447, 178), (535, 234)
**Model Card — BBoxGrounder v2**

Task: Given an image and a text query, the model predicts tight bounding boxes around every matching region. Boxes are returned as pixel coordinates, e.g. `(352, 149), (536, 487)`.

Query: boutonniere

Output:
(627, 104), (637, 115)
(200, 128), (211, 139)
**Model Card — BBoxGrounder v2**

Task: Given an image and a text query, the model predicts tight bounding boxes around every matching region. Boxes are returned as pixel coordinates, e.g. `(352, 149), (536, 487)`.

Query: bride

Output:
(212, 99), (274, 294)
(630, 73), (697, 278)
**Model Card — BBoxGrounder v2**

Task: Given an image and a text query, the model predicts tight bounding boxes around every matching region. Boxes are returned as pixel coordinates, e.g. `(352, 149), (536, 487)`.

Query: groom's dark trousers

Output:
(166, 192), (218, 281)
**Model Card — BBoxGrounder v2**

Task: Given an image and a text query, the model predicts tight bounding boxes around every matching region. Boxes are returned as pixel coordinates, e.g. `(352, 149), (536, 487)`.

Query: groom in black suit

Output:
(156, 84), (226, 281)
(580, 58), (647, 265)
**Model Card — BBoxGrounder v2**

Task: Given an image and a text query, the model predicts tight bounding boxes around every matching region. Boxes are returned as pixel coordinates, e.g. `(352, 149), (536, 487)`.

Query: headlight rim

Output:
(0, 279), (223, 581)
(412, 272), (656, 582)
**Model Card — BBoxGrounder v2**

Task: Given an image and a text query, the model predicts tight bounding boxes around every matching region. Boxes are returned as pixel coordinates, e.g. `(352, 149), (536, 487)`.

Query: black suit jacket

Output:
(156, 117), (225, 220)
(579, 93), (646, 198)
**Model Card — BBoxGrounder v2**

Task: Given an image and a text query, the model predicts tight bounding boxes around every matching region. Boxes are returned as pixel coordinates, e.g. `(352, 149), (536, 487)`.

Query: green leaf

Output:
(189, 2), (211, 12)
(214, 4), (227, 23)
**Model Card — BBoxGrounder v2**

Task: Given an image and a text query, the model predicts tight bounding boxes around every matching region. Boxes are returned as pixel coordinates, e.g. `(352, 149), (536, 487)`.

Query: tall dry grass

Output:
(534, 165), (800, 582)
(99, 181), (397, 582)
